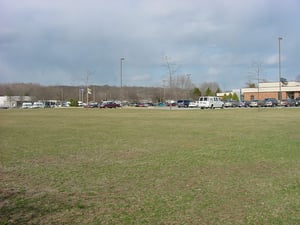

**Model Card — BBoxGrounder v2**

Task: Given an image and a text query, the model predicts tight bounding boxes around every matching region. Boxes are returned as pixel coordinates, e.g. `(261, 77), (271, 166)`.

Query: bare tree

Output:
(164, 56), (181, 100)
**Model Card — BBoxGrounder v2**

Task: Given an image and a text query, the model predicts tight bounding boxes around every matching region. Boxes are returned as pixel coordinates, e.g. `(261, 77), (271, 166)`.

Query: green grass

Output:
(0, 107), (299, 224)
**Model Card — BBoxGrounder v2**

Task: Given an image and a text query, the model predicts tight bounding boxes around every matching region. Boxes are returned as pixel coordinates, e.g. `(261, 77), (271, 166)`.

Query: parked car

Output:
(62, 101), (70, 107)
(279, 99), (288, 107)
(166, 101), (177, 106)
(177, 100), (191, 108)
(238, 101), (250, 107)
(249, 100), (264, 107)
(170, 102), (177, 106)
(32, 102), (45, 108)
(85, 102), (98, 108)
(141, 102), (154, 107)
(135, 102), (147, 107)
(279, 99), (296, 107)
(224, 100), (232, 107)
(78, 101), (84, 107)
(264, 98), (278, 107)
(21, 102), (32, 109)
(99, 101), (120, 108)
(157, 102), (166, 107)
(288, 99), (296, 106)
(295, 97), (300, 106)
(188, 101), (198, 108)
(223, 100), (239, 108)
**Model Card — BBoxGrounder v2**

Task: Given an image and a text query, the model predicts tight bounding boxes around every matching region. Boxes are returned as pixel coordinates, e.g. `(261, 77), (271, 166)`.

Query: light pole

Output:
(165, 56), (173, 110)
(278, 37), (283, 103)
(186, 74), (191, 98)
(120, 57), (125, 101)
(163, 79), (166, 102)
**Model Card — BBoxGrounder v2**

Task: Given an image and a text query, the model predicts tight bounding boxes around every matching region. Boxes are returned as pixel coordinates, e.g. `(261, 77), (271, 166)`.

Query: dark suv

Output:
(177, 100), (191, 108)
(264, 98), (278, 107)
(295, 97), (300, 106)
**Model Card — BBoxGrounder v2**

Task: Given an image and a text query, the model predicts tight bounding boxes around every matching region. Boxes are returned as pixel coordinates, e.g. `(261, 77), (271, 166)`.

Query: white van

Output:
(198, 96), (224, 109)
(21, 102), (32, 109)
(32, 102), (45, 109)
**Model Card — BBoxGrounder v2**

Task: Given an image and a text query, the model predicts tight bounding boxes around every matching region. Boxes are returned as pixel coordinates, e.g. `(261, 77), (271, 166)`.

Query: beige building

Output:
(0, 96), (33, 108)
(241, 81), (300, 101)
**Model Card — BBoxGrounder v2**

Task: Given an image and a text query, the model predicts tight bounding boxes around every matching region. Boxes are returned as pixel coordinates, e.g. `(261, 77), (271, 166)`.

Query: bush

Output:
(69, 99), (78, 107)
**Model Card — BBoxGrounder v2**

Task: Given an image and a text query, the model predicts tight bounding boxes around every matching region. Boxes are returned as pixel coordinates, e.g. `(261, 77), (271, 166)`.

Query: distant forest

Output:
(0, 82), (222, 103)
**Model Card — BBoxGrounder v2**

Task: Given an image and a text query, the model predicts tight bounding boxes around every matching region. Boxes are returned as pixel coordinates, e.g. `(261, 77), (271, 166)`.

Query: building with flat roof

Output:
(241, 81), (300, 101)
(0, 96), (33, 108)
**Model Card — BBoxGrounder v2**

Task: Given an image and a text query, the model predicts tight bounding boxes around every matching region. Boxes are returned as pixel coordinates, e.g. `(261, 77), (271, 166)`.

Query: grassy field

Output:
(0, 107), (299, 224)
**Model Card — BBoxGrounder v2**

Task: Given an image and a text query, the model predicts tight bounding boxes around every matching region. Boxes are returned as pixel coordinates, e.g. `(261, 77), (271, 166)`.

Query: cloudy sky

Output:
(1, 0), (299, 90)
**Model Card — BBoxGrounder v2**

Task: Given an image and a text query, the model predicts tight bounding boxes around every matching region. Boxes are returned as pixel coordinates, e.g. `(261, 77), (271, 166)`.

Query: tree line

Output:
(0, 81), (223, 103)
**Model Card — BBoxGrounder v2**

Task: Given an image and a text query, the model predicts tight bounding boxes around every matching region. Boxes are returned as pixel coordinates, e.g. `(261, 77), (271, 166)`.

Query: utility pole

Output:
(120, 57), (125, 102)
(278, 37), (283, 103)
(162, 79), (166, 102)
(165, 56), (173, 110)
(186, 74), (191, 98)
(253, 63), (261, 100)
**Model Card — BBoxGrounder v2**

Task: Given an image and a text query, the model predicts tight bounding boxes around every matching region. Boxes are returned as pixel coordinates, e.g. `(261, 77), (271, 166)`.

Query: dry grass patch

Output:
(0, 108), (299, 224)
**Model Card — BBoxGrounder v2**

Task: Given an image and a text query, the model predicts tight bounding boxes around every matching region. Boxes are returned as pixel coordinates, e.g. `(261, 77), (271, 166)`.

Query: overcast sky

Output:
(1, 0), (299, 90)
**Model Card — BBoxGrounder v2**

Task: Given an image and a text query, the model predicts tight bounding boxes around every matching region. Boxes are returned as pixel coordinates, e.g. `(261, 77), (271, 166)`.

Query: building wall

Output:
(243, 92), (288, 101)
(0, 96), (33, 108)
(243, 91), (300, 101)
(242, 82), (300, 101)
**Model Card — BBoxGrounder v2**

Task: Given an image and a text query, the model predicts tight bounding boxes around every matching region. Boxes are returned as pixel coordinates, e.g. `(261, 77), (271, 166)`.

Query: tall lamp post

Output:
(186, 74), (191, 98)
(278, 37), (283, 103)
(120, 57), (125, 101)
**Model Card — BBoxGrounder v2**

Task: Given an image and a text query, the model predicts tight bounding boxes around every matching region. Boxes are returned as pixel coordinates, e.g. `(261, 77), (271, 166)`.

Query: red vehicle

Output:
(99, 101), (120, 108)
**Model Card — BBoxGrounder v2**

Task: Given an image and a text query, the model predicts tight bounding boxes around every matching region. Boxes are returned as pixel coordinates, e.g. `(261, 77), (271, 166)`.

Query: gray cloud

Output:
(1, 0), (300, 89)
